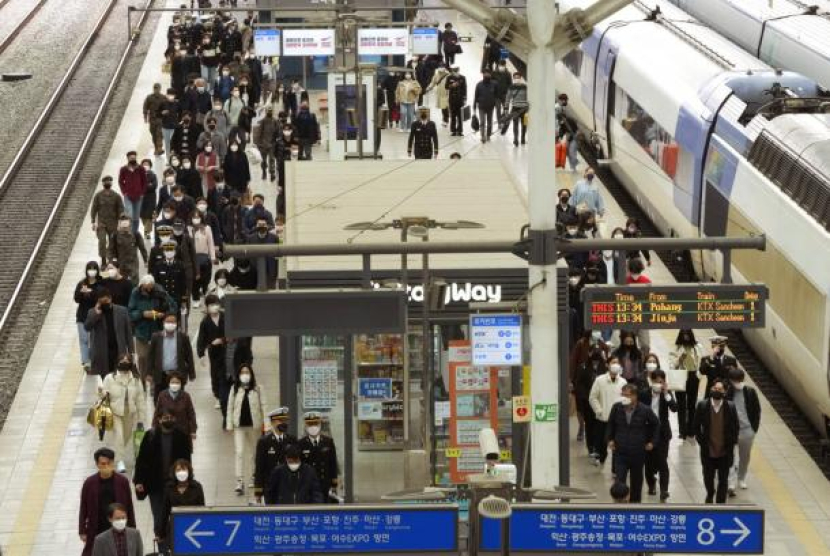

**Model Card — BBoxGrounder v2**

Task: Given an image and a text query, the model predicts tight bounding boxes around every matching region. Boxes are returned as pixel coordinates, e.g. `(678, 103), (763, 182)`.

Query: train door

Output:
(592, 47), (616, 159)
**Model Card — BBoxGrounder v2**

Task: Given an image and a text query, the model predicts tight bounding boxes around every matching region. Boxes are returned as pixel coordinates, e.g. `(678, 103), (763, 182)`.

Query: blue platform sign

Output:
(172, 505), (458, 555)
(480, 504), (764, 554)
(470, 314), (523, 366)
(359, 378), (393, 400)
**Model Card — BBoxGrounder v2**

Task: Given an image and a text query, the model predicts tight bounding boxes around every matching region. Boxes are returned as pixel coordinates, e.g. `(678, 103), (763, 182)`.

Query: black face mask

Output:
(103, 182), (112, 189)
(277, 423), (288, 433)
(710, 391), (725, 400)
(161, 420), (174, 431)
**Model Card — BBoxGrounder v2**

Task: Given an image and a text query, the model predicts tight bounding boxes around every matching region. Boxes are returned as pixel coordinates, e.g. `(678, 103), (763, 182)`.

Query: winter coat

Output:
(606, 402), (660, 457)
(203, 109), (230, 138)
(153, 389), (198, 437)
(160, 99), (180, 129)
(108, 230), (148, 281)
(101, 371), (145, 418)
(196, 151), (219, 192)
(141, 171), (158, 219)
(473, 79), (498, 111)
(90, 189), (125, 232)
(151, 258), (188, 304)
(75, 279), (105, 322)
(133, 427), (192, 494)
(79, 473), (135, 555)
(589, 373), (627, 422)
(445, 73), (467, 105)
(507, 82), (529, 109)
(172, 122), (201, 162)
(127, 284), (176, 343)
(148, 330), (195, 385)
(224, 96), (246, 126)
(293, 109), (320, 141)
(196, 130), (227, 162)
(223, 150), (251, 191)
(492, 68), (512, 100)
(225, 384), (265, 430)
(84, 305), (134, 377)
(255, 116), (278, 148)
(221, 203), (246, 244)
(429, 68), (450, 109)
(118, 165), (148, 201)
(215, 74), (236, 102)
(395, 79), (422, 104)
(158, 480), (205, 539)
(408, 120), (438, 159)
(265, 463), (324, 505)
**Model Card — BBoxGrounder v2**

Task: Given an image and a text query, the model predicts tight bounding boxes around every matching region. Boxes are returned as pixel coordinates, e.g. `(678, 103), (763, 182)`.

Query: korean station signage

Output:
(411, 27), (440, 55)
(582, 284), (768, 330)
(470, 314), (523, 366)
(253, 28), (281, 56)
(357, 28), (408, 55)
(282, 29), (336, 57)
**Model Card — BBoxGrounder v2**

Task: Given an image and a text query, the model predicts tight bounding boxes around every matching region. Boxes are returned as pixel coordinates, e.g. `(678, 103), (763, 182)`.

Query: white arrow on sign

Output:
(721, 517), (750, 546)
(185, 519), (216, 548)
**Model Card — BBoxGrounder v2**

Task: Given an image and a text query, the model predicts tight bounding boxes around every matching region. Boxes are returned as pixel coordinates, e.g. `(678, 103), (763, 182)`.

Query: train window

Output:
(562, 49), (583, 78)
(615, 88), (681, 180)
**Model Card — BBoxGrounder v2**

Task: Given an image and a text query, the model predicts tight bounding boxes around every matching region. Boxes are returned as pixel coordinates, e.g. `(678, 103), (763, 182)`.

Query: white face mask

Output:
(87, 269), (98, 278)
(192, 218), (201, 226)
(240, 373), (251, 384)
(204, 146), (213, 153)
(283, 130), (292, 137)
(609, 364), (622, 375)
(175, 470), (189, 482)
(568, 277), (580, 286)
(197, 203), (208, 212)
(602, 249), (613, 258)
(645, 362), (658, 372)
(306, 425), (321, 437)
(591, 330), (602, 341)
(164, 250), (176, 260)
(630, 273), (641, 280)
(566, 227), (578, 236)
(732, 382), (744, 390)
(164, 211), (175, 219)
(230, 145), (239, 152)
(183, 162), (192, 169)
(169, 382), (181, 393)
(165, 177), (175, 185)
(652, 383), (663, 393)
(288, 462), (301, 472)
(620, 396), (632, 406)
(164, 322), (177, 332)
(111, 519), (127, 532)
(208, 304), (220, 315)
(216, 278), (227, 287)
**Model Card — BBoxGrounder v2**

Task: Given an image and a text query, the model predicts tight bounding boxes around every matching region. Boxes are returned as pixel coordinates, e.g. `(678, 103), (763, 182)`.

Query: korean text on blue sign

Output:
(359, 378), (393, 400)
(479, 504), (763, 554)
(411, 27), (440, 55)
(253, 28), (281, 56)
(470, 314), (523, 366)
(172, 506), (459, 555)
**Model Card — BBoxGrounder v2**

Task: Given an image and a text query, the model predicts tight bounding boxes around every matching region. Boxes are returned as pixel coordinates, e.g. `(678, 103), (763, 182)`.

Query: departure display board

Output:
(581, 284), (767, 330)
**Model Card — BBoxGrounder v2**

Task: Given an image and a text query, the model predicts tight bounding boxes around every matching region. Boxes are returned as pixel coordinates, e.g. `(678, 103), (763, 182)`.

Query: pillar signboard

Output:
(357, 28), (409, 56)
(282, 29), (336, 57)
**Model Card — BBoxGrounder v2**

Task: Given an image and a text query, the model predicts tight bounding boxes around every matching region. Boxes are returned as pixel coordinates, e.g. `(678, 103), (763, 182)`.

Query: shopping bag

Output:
(87, 394), (114, 441)
(666, 368), (688, 392)
(471, 114), (480, 132)
(133, 422), (146, 458)
(555, 141), (567, 168)
(462, 105), (472, 121)
(247, 145), (262, 165)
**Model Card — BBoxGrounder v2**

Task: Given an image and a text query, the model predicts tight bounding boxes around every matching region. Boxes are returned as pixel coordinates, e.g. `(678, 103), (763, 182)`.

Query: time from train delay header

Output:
(581, 284), (768, 329)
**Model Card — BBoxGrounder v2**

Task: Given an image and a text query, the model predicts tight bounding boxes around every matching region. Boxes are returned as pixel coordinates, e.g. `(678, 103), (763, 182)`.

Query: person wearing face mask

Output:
(226, 364), (266, 495)
(293, 101), (320, 160)
(589, 356), (628, 467)
(85, 288), (134, 380)
(606, 384), (660, 503)
(195, 141), (220, 197)
(612, 331), (645, 383)
(700, 336), (737, 396)
(189, 211), (216, 307)
(503, 71), (528, 145)
(561, 216), (588, 269)
(168, 185), (197, 225)
(207, 169), (232, 215)
(109, 215), (148, 283)
(693, 379), (739, 503)
(224, 85), (246, 128)
(229, 258), (259, 291)
(207, 268), (236, 301)
(91, 176), (126, 266)
(197, 117), (228, 163)
(555, 93), (580, 171)
(566, 268), (586, 340)
(243, 193), (275, 234)
(79, 448), (136, 556)
(223, 140), (251, 193)
(672, 329), (701, 440)
(445, 66), (467, 136)
(255, 407), (298, 502)
(265, 444), (324, 505)
(156, 169), (177, 214)
(569, 330), (610, 440)
(473, 70), (497, 142)
(143, 83), (167, 156)
(221, 192), (247, 244)
(408, 107), (439, 159)
(554, 188), (577, 230)
(274, 124), (298, 211)
(426, 64), (450, 127)
(198, 33), (220, 95)
(622, 217), (651, 265)
(150, 242), (189, 318)
(245, 216), (279, 289)
(101, 262), (134, 307)
(91, 502), (143, 556)
(244, 48), (263, 109)
(215, 65), (236, 102)
(299, 412), (340, 503)
(626, 257), (651, 285)
(118, 151), (148, 235)
(492, 59), (512, 122)
(221, 21), (243, 63)
(101, 357), (145, 473)
(171, 111), (200, 163)
(725, 367), (760, 495)
(160, 89), (181, 159)
(194, 195), (223, 252)
(127, 275), (176, 383)
(396, 73), (422, 132)
(137, 159), (158, 239)
(153, 372), (197, 443)
(171, 46), (191, 97)
(196, 294), (228, 408)
(568, 167), (605, 217)
(76, 262), (106, 372)
(638, 367), (676, 500)
(148, 313), (195, 399)
(254, 107), (278, 181)
(442, 22), (460, 65)
(177, 156), (203, 202)
(133, 409), (191, 530)
(573, 346), (608, 456)
(157, 459), (205, 551)
(205, 98), (230, 137)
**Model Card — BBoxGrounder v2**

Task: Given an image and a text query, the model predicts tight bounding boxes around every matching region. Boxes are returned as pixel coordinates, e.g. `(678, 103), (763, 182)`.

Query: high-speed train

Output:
(668, 0), (830, 90)
(550, 0), (830, 435)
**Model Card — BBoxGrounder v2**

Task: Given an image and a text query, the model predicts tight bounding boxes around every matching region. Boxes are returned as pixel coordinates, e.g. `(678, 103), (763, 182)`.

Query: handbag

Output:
(471, 114), (480, 132)
(462, 105), (472, 121)
(87, 394), (114, 441)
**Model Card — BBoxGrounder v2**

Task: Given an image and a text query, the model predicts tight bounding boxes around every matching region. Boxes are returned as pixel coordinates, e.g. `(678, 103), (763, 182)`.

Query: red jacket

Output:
(627, 274), (652, 284)
(118, 165), (148, 201)
(79, 472), (135, 556)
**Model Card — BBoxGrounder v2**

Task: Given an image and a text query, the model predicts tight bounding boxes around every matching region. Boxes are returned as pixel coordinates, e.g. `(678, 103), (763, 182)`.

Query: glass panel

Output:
(354, 334), (406, 450)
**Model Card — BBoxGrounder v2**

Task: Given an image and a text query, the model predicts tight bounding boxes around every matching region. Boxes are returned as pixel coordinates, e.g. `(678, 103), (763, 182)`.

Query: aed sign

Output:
(358, 28), (408, 55)
(533, 403), (557, 423)
(512, 395), (531, 423)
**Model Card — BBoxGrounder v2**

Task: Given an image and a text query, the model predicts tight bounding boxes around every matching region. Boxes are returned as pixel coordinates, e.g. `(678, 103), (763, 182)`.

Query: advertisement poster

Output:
(301, 360), (338, 409)
(282, 29), (335, 57)
(358, 28), (408, 55)
(448, 340), (499, 483)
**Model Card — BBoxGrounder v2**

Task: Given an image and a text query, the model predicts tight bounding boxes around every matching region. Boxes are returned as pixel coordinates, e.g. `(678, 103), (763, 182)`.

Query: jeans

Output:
(730, 431), (755, 485)
(162, 128), (175, 159)
(77, 321), (90, 366)
(400, 102), (415, 130)
(614, 452), (645, 503)
(123, 197), (143, 234)
(201, 65), (217, 94)
(477, 107), (493, 141)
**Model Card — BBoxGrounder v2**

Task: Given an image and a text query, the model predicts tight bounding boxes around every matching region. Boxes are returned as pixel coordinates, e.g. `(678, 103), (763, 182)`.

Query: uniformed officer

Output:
(407, 107), (439, 159)
(699, 336), (738, 397)
(254, 407), (298, 502)
(298, 412), (340, 503)
(150, 240), (188, 321)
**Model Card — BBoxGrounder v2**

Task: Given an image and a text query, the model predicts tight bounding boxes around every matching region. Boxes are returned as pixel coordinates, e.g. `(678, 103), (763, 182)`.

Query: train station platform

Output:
(0, 0), (829, 555)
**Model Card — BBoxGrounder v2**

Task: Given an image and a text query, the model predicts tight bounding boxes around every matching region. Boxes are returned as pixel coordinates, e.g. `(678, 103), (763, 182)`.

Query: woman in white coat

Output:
(225, 363), (265, 496)
(101, 356), (146, 472)
(428, 64), (450, 127)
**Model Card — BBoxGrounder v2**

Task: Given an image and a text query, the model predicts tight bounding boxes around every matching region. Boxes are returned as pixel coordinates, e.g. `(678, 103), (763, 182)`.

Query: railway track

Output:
(0, 0), (157, 425)
(0, 0), (49, 56)
(580, 141), (830, 480)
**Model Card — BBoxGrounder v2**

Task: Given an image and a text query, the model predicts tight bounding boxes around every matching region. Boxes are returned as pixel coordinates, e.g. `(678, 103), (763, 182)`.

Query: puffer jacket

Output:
(589, 373), (628, 422)
(225, 384), (265, 430)
(101, 371), (146, 418)
(395, 79), (422, 104)
(127, 284), (177, 342)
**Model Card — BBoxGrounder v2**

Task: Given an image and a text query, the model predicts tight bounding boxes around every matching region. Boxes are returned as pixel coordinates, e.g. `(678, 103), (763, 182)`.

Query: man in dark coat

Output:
(245, 216), (279, 289)
(445, 68), (467, 136)
(265, 444), (324, 505)
(606, 383), (659, 503)
(255, 407), (297, 502)
(299, 412), (340, 503)
(148, 313), (195, 398)
(473, 71), (498, 142)
(79, 448), (135, 556)
(699, 336), (738, 395)
(639, 369), (677, 500)
(693, 379), (740, 503)
(408, 107), (438, 159)
(133, 410), (192, 536)
(151, 241), (189, 316)
(84, 288), (134, 379)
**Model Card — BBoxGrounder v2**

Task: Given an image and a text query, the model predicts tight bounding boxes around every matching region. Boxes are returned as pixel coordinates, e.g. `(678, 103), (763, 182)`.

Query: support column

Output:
(527, 0), (560, 489)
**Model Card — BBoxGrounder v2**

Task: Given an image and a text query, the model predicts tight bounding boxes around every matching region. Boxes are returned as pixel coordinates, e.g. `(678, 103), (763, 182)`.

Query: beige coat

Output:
(226, 384), (265, 430)
(429, 68), (450, 110)
(395, 79), (422, 105)
(101, 372), (146, 418)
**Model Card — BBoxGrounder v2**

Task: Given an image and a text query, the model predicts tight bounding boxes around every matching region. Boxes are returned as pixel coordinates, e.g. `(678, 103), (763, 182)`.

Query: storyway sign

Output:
(172, 505), (458, 555)
(480, 504), (764, 554)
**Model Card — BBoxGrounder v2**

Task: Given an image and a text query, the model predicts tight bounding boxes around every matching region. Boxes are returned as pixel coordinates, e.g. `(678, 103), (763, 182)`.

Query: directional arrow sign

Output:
(722, 517), (751, 546)
(184, 519), (215, 549)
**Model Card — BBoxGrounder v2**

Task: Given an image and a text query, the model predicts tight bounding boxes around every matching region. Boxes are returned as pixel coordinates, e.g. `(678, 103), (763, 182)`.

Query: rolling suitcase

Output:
(661, 142), (679, 178)
(555, 141), (567, 168)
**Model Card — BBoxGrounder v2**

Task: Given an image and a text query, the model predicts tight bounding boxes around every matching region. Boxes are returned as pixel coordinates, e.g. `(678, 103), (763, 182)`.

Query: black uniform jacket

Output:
(265, 463), (324, 505)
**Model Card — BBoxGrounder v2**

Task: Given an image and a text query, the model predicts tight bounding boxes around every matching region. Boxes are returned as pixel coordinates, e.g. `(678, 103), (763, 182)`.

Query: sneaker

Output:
(660, 491), (670, 501)
(591, 457), (601, 467)
(513, 139), (519, 147)
(235, 481), (244, 495)
(576, 431), (584, 442)
(193, 300), (201, 308)
(728, 488), (736, 498)
(116, 461), (126, 473)
(648, 486), (657, 496)
(248, 480), (255, 488)
(214, 400), (221, 410)
(739, 481), (748, 490)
